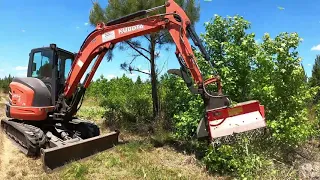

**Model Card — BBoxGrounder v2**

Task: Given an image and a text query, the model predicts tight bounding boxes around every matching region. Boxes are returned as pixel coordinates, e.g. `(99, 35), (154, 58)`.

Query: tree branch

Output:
(120, 56), (151, 76)
(127, 40), (151, 54)
(156, 58), (168, 76)
(156, 33), (167, 44)
(125, 41), (151, 62)
(129, 54), (140, 64)
(144, 35), (151, 42)
(133, 69), (151, 75)
(135, 45), (151, 54)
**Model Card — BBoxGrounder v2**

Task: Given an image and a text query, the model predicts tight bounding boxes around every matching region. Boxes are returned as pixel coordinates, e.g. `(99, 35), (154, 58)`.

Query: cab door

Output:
(56, 50), (74, 101)
(28, 49), (54, 94)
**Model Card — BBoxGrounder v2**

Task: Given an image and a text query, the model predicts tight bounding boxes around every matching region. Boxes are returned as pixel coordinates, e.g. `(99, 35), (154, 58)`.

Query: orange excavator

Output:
(1, 0), (266, 171)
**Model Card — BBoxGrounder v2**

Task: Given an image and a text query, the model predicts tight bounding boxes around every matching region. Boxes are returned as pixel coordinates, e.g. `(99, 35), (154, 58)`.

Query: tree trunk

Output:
(150, 34), (159, 119)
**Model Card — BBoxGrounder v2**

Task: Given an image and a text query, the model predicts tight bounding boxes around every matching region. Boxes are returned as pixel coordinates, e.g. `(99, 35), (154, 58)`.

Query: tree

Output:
(309, 55), (320, 87)
(197, 15), (257, 103)
(309, 55), (320, 103)
(136, 76), (143, 84)
(89, 0), (200, 119)
(0, 74), (14, 93)
(201, 15), (314, 144)
(301, 64), (308, 82)
(164, 14), (316, 177)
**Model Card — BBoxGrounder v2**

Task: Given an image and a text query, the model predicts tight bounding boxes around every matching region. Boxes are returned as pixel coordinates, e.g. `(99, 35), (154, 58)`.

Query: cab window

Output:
(64, 58), (72, 79)
(32, 51), (52, 78)
(57, 51), (73, 80)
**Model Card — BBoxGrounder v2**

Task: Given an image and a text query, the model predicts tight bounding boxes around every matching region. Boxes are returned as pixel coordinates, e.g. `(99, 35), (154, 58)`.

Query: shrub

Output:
(90, 75), (153, 132)
(160, 14), (318, 177)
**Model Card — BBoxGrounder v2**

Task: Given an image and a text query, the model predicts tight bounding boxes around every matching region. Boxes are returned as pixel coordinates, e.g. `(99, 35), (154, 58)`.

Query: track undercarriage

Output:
(0, 118), (119, 172)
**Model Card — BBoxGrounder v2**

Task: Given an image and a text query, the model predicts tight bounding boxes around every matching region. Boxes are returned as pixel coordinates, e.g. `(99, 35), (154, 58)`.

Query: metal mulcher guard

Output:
(206, 100), (266, 145)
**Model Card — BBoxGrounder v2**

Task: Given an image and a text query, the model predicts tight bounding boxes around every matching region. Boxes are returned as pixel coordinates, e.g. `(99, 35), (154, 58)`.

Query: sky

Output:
(0, 0), (319, 81)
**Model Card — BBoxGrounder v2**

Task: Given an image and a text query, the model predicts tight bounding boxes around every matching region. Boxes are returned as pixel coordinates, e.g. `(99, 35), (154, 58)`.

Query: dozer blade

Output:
(41, 130), (120, 172)
(206, 100), (266, 140)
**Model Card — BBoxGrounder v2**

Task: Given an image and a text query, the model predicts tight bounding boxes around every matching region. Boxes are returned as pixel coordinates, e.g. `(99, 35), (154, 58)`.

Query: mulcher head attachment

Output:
(197, 98), (266, 146)
(167, 68), (267, 145)
(206, 100), (266, 140)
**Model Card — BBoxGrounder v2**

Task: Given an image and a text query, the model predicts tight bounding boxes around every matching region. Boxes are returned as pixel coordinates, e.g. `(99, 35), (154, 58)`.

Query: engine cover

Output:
(6, 77), (54, 120)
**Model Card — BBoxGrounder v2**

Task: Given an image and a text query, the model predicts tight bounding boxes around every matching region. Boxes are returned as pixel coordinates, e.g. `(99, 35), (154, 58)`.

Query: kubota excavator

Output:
(0, 0), (266, 172)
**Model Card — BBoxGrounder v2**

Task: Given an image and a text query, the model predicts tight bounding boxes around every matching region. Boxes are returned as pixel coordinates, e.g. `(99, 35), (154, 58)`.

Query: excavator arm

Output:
(57, 0), (266, 144)
(57, 0), (214, 119)
(64, 0), (204, 98)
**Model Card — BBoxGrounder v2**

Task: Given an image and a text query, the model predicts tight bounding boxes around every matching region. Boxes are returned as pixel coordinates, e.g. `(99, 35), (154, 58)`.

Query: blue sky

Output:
(0, 0), (319, 81)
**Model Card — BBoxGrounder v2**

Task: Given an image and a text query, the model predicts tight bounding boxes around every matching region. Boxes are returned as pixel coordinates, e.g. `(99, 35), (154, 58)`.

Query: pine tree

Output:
(309, 55), (320, 87)
(136, 76), (143, 84)
(89, 0), (200, 119)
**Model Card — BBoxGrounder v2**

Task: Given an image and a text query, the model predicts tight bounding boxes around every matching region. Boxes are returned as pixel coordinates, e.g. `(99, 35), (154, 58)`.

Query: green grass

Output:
(62, 163), (89, 180)
(60, 98), (302, 180)
(76, 106), (105, 121)
(58, 140), (217, 180)
(57, 99), (218, 180)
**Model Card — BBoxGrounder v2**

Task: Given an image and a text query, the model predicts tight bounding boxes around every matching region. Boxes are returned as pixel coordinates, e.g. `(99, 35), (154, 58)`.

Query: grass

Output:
(56, 100), (221, 180)
(0, 94), (315, 180)
(76, 97), (105, 121)
(59, 139), (218, 180)
(54, 99), (308, 180)
(76, 106), (105, 121)
(0, 94), (218, 180)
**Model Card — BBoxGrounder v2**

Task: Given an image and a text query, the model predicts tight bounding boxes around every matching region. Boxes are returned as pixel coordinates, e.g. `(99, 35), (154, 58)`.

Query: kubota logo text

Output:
(119, 24), (144, 34)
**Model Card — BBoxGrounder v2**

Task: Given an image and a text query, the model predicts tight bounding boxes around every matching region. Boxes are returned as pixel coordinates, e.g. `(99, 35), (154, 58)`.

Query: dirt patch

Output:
(0, 118), (47, 179)
(298, 162), (320, 179)
(0, 129), (34, 180)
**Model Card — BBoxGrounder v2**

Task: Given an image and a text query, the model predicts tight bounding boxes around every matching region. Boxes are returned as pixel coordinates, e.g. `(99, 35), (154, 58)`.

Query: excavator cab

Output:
(27, 44), (74, 105)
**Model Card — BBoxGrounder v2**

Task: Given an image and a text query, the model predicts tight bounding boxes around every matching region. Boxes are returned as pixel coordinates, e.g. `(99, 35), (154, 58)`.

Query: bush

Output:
(82, 14), (320, 179)
(159, 14), (318, 177)
(0, 74), (14, 93)
(87, 74), (153, 132)
(159, 74), (203, 139)
(203, 142), (272, 179)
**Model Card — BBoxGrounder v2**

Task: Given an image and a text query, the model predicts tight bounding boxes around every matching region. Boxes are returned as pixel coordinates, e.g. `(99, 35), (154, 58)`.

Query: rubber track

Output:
(0, 119), (46, 156)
